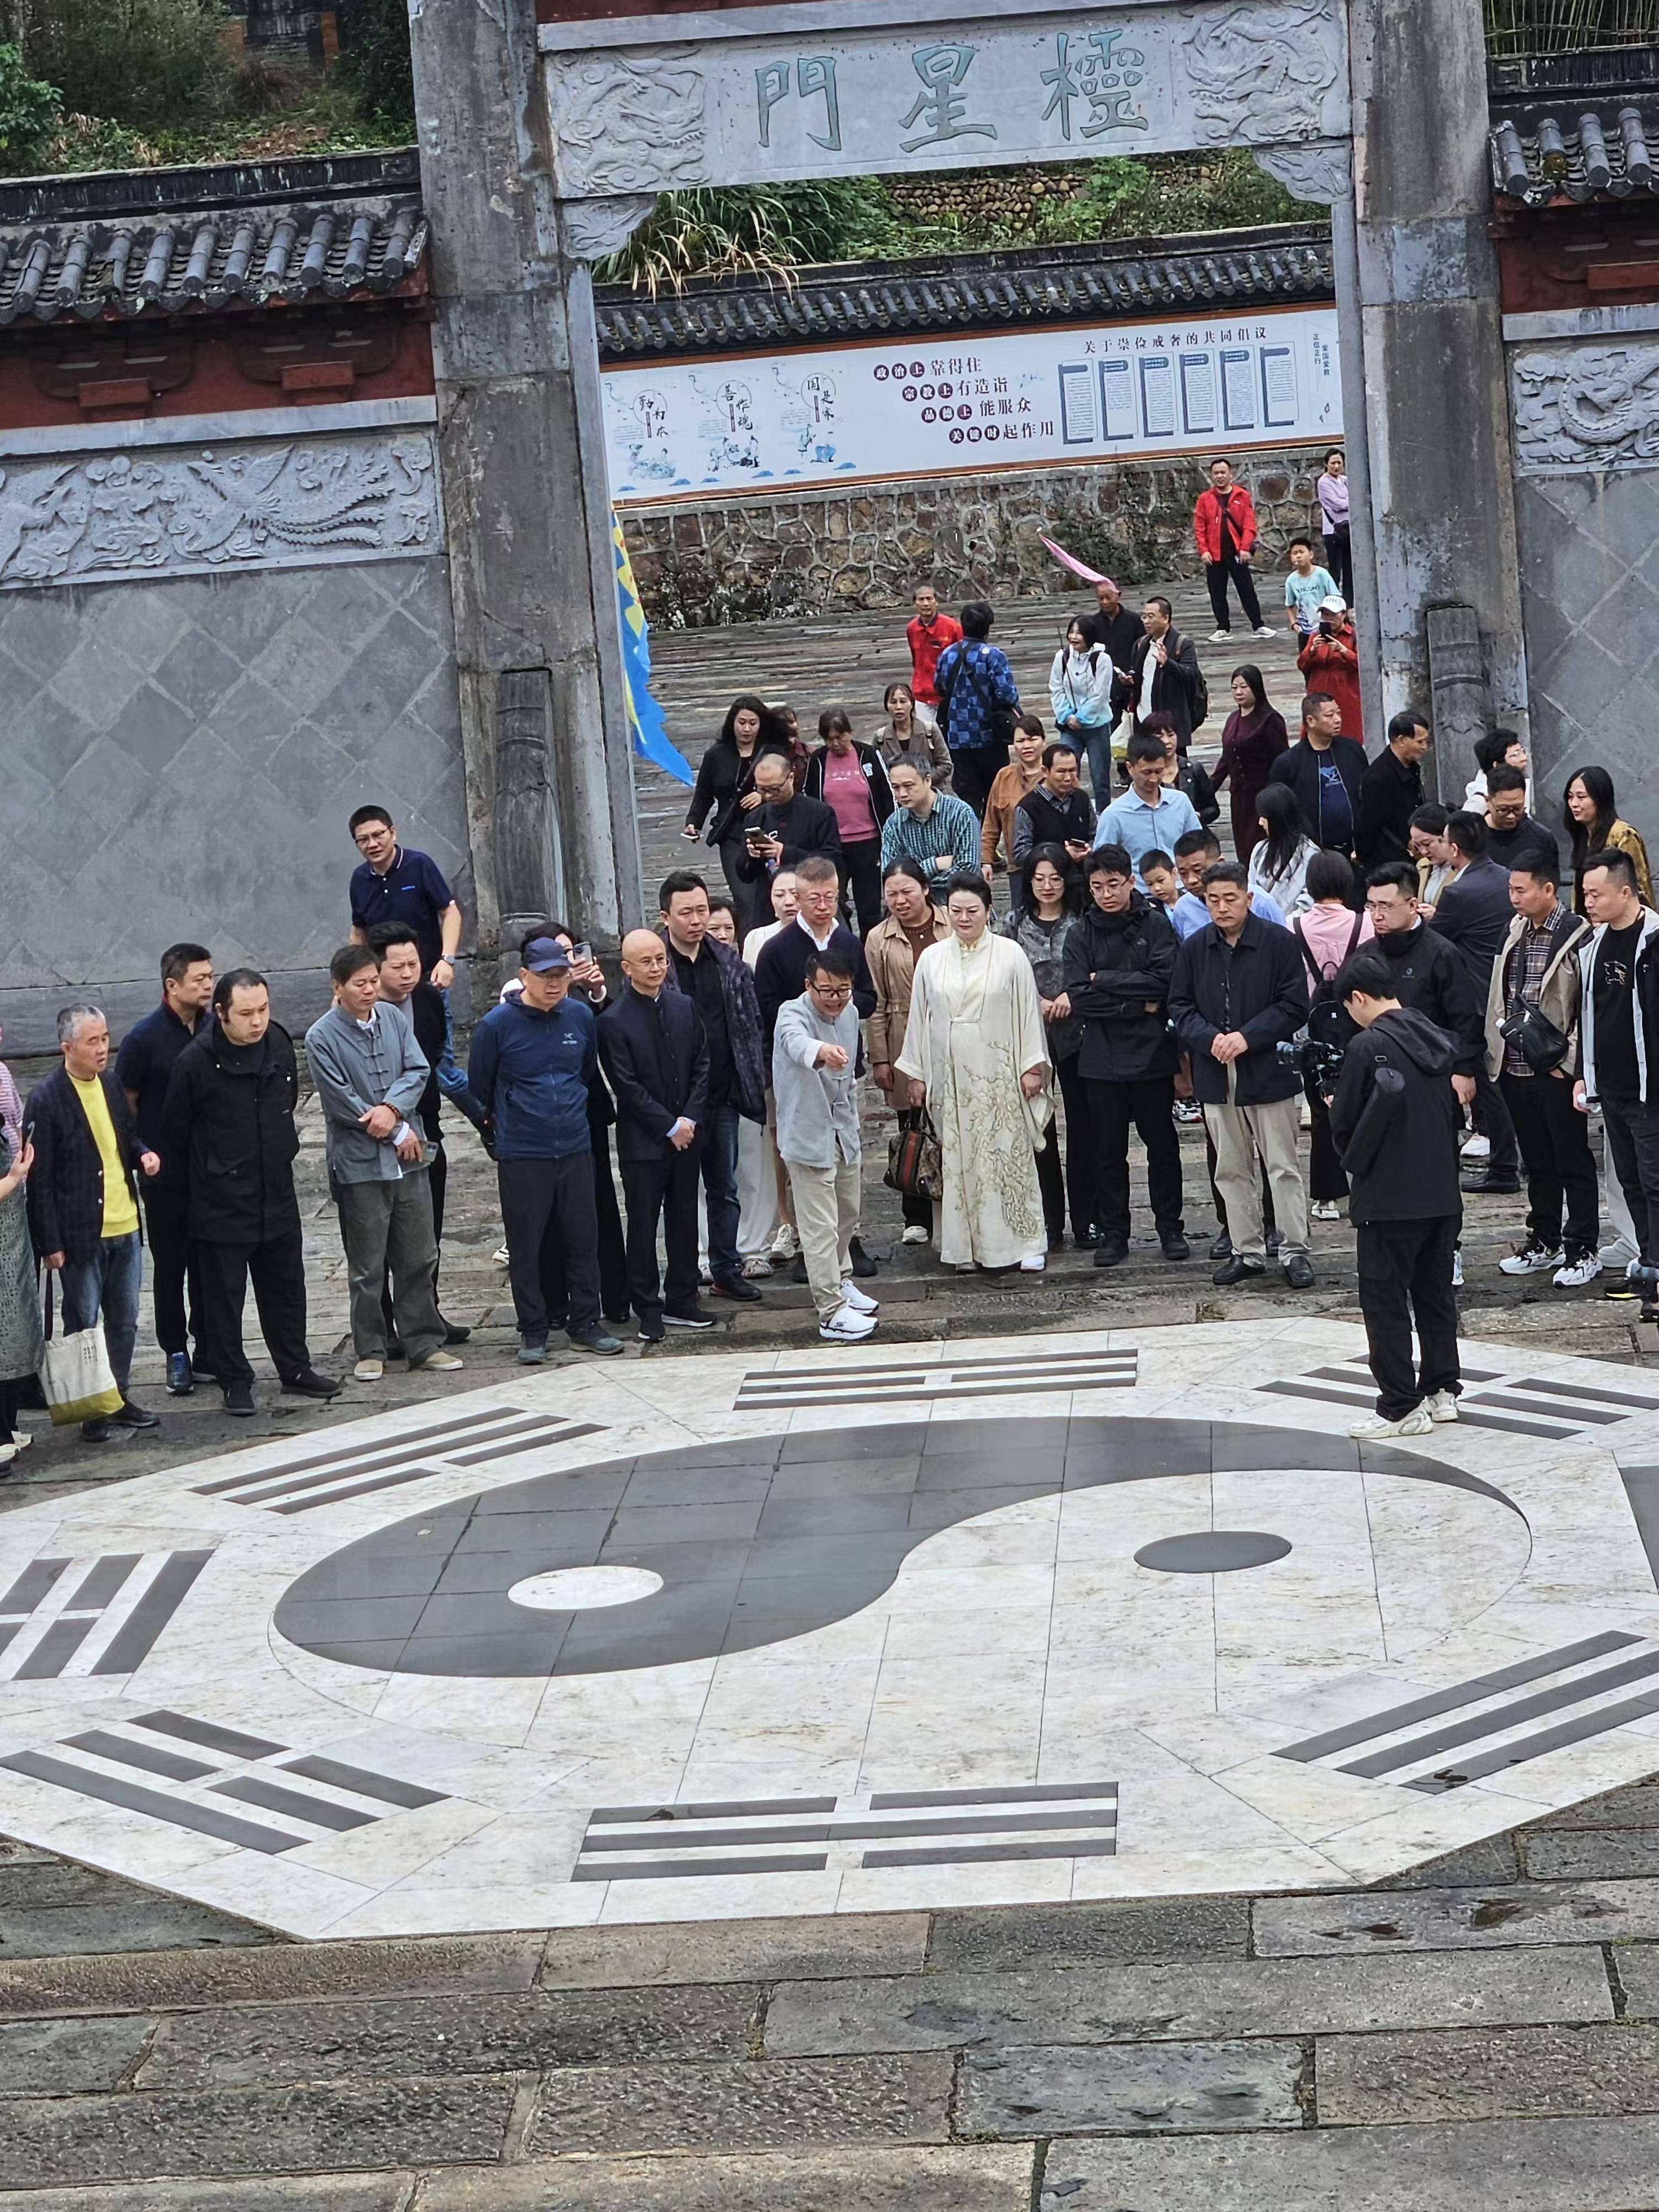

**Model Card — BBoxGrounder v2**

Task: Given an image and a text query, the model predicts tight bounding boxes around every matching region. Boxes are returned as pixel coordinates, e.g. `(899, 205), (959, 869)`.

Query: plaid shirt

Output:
(1503, 905), (1570, 1078)
(879, 790), (982, 886)
(933, 639), (1018, 752)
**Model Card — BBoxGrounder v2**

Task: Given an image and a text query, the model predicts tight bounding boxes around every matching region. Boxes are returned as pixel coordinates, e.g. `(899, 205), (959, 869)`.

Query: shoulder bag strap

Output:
(1291, 920), (1323, 990)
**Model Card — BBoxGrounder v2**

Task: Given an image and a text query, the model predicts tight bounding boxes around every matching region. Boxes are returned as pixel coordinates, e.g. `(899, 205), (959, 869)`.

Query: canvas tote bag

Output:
(38, 1273), (121, 1427)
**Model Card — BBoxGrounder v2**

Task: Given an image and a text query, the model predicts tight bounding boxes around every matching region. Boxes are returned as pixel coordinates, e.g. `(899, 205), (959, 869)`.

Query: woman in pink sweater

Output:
(1290, 850), (1373, 1219)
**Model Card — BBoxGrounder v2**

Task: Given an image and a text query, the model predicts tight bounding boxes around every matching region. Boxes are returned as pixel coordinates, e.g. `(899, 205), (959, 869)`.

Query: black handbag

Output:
(1500, 996), (1571, 1075)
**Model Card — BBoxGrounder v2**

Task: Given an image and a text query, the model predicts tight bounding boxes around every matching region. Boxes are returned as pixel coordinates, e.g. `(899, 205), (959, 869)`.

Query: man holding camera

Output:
(1329, 950), (1463, 1439)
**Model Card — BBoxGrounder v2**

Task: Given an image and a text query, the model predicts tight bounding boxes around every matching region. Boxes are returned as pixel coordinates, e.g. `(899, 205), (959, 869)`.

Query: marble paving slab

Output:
(0, 1320), (1656, 1938)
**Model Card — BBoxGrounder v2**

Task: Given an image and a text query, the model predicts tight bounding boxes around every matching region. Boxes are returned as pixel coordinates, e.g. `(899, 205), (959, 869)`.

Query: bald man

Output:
(598, 929), (716, 1339)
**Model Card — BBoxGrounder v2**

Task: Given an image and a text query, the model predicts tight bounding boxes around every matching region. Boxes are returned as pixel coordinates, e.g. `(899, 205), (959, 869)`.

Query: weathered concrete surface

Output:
(1253, 1879), (1659, 1957)
(1316, 2021), (1659, 2124)
(524, 2053), (953, 2157)
(956, 2036), (1305, 2138)
(415, 2147), (1037, 2211)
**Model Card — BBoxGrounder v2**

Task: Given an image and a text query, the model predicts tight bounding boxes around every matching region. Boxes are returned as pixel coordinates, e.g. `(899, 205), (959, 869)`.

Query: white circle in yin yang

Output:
(508, 1567), (664, 1612)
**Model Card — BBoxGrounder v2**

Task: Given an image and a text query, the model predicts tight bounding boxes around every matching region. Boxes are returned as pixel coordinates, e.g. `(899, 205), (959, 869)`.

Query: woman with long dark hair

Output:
(1004, 844), (1092, 1249)
(1564, 764), (1653, 913)
(801, 707), (895, 934)
(683, 692), (792, 933)
(1211, 664), (1289, 859)
(1248, 782), (1317, 919)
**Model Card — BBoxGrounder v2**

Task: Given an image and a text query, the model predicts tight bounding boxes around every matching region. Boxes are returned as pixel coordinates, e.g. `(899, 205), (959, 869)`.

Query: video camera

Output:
(1275, 1033), (1347, 1089)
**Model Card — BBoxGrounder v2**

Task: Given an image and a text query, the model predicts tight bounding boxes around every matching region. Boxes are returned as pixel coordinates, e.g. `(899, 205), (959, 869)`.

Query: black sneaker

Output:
(568, 1324), (624, 1357)
(1209, 1230), (1233, 1262)
(113, 1399), (159, 1430)
(80, 1418), (116, 1442)
(1093, 1237), (1128, 1268)
(1160, 1232), (1191, 1262)
(1282, 1253), (1317, 1290)
(710, 1275), (762, 1303)
(637, 1314), (665, 1344)
(223, 1383), (256, 1417)
(281, 1369), (342, 1400)
(663, 1305), (718, 1331)
(848, 1237), (879, 1280)
(1213, 1254), (1266, 1288)
(442, 1321), (472, 1345)
(1460, 1170), (1522, 1195)
(789, 1255), (808, 1285)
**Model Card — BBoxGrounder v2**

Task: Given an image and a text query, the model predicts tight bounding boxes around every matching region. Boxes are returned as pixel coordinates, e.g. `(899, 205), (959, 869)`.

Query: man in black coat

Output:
(159, 970), (340, 1416)
(27, 1005), (162, 1441)
(1119, 594), (1204, 752)
(1329, 950), (1463, 1437)
(1267, 692), (1367, 855)
(1170, 862), (1315, 1289)
(754, 856), (877, 1051)
(734, 749), (842, 884)
(1357, 711), (1429, 868)
(1064, 844), (1185, 1265)
(1420, 809), (1524, 1196)
(599, 930), (715, 1343)
(1484, 763), (1561, 877)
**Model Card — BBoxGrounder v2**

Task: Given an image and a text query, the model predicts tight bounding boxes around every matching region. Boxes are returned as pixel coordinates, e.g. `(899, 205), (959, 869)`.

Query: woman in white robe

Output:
(896, 872), (1053, 1270)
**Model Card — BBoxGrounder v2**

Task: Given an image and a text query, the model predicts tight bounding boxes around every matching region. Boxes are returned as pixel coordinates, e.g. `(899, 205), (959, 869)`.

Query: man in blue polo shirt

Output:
(1096, 732), (1202, 886)
(116, 941), (212, 1396)
(347, 802), (484, 1128)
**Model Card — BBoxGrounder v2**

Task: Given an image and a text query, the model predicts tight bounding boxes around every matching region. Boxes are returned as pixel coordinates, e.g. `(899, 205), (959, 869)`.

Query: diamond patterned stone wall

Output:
(1514, 469), (1659, 853)
(0, 555), (467, 1051)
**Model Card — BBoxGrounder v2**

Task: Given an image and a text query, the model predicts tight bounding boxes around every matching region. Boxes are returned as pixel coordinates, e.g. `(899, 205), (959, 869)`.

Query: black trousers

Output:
(1323, 525), (1353, 603)
(1502, 1070), (1599, 1258)
(1602, 1094), (1659, 1265)
(1470, 1061), (1519, 1176)
(1355, 1215), (1461, 1419)
(950, 741), (1008, 820)
(192, 1230), (311, 1390)
(142, 1181), (200, 1358)
(843, 838), (883, 935)
(1307, 1076), (1348, 1204)
(540, 1144), (631, 1326)
(620, 1149), (702, 1322)
(499, 1154), (602, 1339)
(1087, 1073), (1184, 1240)
(1036, 1053), (1096, 1242)
(895, 1105), (933, 1234)
(1206, 556), (1264, 632)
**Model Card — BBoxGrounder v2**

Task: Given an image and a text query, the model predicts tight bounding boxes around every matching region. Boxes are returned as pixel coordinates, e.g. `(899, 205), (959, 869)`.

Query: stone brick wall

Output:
(622, 448), (1330, 627)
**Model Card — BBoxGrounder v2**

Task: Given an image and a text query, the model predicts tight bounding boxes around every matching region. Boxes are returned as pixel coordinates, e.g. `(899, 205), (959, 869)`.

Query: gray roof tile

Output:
(1490, 101), (1659, 203)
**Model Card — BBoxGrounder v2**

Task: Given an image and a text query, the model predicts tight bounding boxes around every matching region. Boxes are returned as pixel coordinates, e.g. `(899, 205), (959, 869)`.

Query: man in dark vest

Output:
(1010, 740), (1098, 907)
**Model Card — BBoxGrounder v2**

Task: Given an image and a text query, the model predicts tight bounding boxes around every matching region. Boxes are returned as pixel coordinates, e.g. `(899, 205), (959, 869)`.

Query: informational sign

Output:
(602, 305), (1342, 505)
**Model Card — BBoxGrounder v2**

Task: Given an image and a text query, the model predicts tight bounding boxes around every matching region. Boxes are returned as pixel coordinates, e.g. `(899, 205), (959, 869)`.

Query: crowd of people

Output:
(4, 510), (1657, 1448)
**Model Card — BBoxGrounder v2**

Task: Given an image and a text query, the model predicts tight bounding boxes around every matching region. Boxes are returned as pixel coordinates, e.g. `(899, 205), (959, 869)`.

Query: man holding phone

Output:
(732, 753), (842, 883)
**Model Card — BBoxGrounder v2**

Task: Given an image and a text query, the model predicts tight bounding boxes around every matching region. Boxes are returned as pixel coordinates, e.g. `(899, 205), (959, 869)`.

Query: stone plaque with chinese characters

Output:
(540, 0), (1349, 197)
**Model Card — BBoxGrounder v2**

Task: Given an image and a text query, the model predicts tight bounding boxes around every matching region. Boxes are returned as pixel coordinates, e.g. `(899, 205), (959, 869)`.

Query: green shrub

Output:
(335, 0), (414, 129)
(0, 40), (61, 174)
(24, 0), (229, 134)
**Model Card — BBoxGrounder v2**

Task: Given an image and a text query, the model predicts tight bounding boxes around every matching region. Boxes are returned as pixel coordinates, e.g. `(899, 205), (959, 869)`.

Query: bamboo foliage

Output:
(1485, 0), (1659, 54)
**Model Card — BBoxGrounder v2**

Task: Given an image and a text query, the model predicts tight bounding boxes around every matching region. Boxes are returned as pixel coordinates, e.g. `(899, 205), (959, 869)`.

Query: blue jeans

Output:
(700, 1105), (742, 1282)
(59, 1232), (142, 1397)
(1073, 718), (1117, 807)
(435, 989), (488, 1129)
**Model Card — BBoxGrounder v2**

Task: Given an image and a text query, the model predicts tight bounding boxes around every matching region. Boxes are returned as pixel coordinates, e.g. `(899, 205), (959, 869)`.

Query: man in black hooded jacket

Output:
(1329, 950), (1462, 1441)
(1063, 843), (1185, 1265)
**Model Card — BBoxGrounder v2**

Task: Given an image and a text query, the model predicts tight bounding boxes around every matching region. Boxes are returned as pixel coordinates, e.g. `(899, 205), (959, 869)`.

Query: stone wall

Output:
(622, 448), (1330, 628)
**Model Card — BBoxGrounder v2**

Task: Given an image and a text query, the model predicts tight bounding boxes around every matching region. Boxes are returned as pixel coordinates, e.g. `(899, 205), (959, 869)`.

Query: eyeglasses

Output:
(808, 982), (853, 1000)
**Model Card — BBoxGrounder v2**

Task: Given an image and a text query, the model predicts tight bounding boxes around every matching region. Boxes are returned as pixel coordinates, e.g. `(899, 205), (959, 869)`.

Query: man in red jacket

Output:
(1193, 458), (1275, 643)
(1297, 594), (1364, 743)
(906, 582), (962, 706)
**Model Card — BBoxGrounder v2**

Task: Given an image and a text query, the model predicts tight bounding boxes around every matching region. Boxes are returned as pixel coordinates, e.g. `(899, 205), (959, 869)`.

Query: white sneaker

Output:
(1020, 1254), (1046, 1272)
(771, 1223), (801, 1261)
(839, 1279), (879, 1314)
(353, 1357), (383, 1382)
(1499, 1240), (1564, 1276)
(0, 1440), (15, 1468)
(1426, 1390), (1459, 1423)
(1601, 1243), (1639, 1273)
(1460, 1132), (1490, 1160)
(901, 1224), (930, 1245)
(1311, 1200), (1342, 1220)
(1554, 1252), (1603, 1288)
(820, 1302), (877, 1342)
(1452, 1246), (1464, 1287)
(1350, 1406), (1433, 1439)
(1254, 624), (1277, 640)
(492, 1242), (510, 1265)
(742, 1253), (774, 1277)
(9, 1429), (30, 1450)
(1209, 628), (1232, 643)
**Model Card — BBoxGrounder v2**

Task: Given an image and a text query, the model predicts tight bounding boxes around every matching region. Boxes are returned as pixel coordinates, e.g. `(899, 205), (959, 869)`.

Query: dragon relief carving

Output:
(1511, 344), (1659, 472)
(549, 51), (708, 196)
(1177, 0), (1344, 145)
(0, 434), (439, 590)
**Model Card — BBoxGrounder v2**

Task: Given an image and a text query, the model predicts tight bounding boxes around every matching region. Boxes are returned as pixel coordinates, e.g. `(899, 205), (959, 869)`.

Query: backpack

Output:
(1293, 910), (1364, 1048)
(1144, 632), (1209, 731)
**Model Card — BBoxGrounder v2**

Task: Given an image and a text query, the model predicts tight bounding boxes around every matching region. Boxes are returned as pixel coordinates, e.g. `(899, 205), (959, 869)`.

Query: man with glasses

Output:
(774, 950), (879, 1343)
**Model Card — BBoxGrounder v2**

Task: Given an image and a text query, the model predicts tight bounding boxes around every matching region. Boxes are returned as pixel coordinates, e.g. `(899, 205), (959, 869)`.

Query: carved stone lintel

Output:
(560, 195), (658, 264)
(1177, 0), (1345, 147)
(1510, 338), (1659, 473)
(0, 429), (440, 591)
(547, 51), (707, 198)
(1255, 139), (1351, 205)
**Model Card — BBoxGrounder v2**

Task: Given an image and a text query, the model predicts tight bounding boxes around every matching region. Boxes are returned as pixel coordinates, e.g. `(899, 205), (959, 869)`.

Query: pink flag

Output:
(1040, 534), (1117, 591)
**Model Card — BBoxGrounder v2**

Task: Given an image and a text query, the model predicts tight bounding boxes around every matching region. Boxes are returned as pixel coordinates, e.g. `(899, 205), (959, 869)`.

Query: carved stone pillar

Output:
(406, 0), (648, 959)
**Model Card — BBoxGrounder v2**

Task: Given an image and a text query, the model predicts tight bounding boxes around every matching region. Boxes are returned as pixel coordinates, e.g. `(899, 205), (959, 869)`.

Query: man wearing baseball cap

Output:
(1296, 592), (1364, 743)
(467, 929), (623, 1361)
